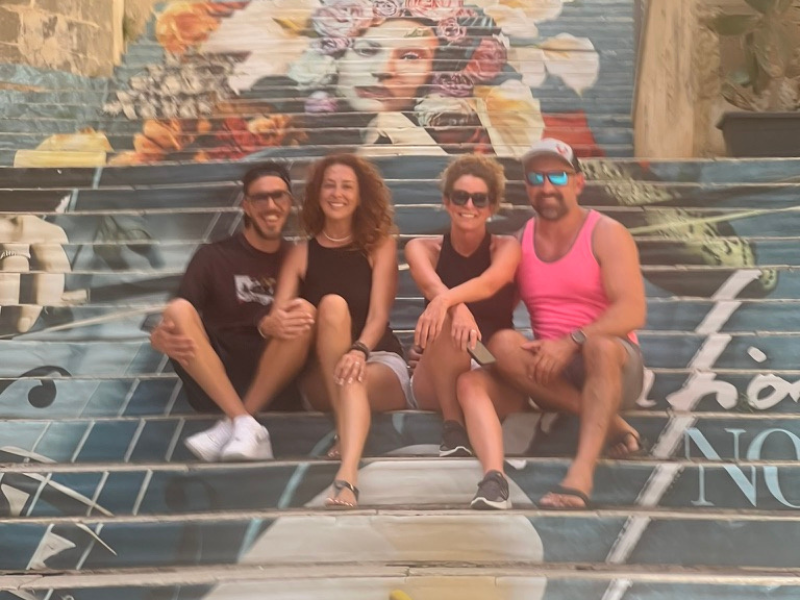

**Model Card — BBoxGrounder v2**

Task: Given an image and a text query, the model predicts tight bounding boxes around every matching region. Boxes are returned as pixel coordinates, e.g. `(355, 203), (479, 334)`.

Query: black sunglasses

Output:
(246, 190), (292, 204)
(449, 190), (491, 208)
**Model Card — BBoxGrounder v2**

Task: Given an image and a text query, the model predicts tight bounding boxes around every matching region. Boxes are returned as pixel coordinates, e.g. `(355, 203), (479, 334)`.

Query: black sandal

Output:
(324, 479), (360, 509)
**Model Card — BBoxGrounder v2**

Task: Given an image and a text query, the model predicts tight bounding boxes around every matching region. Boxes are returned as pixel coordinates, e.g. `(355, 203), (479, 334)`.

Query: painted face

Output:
(242, 175), (292, 241)
(336, 19), (439, 112)
(319, 163), (360, 222)
(444, 175), (492, 232)
(523, 155), (583, 222)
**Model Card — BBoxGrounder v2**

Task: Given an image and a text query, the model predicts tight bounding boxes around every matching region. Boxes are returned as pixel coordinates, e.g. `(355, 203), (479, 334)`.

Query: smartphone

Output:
(140, 312), (162, 333)
(468, 340), (496, 367)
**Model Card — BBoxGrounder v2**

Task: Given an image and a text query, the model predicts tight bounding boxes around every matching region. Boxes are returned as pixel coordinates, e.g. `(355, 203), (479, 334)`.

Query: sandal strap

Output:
(332, 479), (360, 500)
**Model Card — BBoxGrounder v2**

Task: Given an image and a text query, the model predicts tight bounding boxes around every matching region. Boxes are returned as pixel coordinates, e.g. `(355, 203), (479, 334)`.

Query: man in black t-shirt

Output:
(150, 163), (315, 462)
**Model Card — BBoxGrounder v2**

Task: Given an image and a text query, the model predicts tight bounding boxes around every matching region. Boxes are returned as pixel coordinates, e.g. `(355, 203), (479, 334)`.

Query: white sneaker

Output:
(220, 416), (274, 461)
(184, 419), (233, 462)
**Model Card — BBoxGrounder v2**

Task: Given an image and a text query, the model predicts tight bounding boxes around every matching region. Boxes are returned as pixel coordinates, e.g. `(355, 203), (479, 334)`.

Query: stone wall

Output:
(634, 0), (734, 158)
(0, 0), (160, 78)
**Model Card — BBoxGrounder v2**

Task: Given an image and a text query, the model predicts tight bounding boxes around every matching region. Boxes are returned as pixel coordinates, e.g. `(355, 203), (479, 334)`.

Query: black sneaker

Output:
(439, 420), (473, 457)
(471, 470), (511, 510)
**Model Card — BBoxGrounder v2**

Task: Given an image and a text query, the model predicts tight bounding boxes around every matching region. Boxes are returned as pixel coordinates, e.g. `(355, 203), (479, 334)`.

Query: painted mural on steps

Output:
(13, 0), (610, 166)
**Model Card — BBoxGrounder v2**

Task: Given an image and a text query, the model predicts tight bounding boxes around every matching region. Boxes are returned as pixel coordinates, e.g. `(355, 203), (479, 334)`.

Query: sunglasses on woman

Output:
(449, 190), (491, 208)
(526, 171), (572, 187)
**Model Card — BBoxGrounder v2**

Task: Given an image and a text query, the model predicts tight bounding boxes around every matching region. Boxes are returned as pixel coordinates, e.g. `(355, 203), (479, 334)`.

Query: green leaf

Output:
(745, 0), (776, 14)
(706, 13), (759, 35)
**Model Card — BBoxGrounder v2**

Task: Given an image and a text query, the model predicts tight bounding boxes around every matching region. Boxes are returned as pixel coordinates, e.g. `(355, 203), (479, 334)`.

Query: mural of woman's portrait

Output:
(101, 0), (602, 163)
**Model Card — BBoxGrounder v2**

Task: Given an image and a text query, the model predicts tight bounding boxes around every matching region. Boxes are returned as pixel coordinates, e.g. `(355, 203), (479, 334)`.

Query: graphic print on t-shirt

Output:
(235, 275), (276, 306)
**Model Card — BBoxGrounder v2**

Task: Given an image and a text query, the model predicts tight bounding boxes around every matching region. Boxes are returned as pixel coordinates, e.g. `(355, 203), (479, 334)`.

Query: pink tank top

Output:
(517, 210), (637, 343)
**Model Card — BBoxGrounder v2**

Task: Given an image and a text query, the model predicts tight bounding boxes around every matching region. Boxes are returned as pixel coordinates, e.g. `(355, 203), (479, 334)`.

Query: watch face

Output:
(571, 330), (587, 345)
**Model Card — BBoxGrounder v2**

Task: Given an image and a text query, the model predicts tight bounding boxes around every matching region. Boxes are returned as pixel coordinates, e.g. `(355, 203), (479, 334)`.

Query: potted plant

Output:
(707, 0), (800, 156)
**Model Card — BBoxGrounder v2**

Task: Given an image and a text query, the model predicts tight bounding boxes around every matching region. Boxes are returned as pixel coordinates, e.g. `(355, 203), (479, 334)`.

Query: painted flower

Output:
(539, 34), (600, 95)
(312, 0), (374, 39)
(430, 72), (474, 97)
(287, 52), (337, 91)
(483, 5), (538, 39)
(306, 91), (339, 113)
(204, 1), (249, 17)
(373, 0), (405, 19)
(311, 37), (353, 55)
(155, 2), (221, 55)
(436, 17), (467, 43)
(469, 0), (564, 23)
(405, 0), (464, 21)
(248, 115), (296, 147)
(463, 35), (508, 83)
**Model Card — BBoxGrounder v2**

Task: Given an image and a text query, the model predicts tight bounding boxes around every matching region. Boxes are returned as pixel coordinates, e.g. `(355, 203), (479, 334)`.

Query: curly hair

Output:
(302, 153), (396, 255)
(440, 154), (505, 213)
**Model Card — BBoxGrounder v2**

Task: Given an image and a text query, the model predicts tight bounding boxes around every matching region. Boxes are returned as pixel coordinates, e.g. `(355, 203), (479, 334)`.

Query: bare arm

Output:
(404, 237), (446, 300)
(585, 217), (646, 337)
(358, 236), (398, 350)
(258, 243), (314, 339)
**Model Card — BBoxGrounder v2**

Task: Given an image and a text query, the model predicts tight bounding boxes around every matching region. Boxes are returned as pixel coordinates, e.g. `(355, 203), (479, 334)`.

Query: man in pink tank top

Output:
(458, 138), (647, 510)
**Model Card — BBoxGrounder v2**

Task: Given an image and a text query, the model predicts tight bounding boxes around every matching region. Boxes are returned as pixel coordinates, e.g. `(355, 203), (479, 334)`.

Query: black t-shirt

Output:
(177, 233), (287, 337)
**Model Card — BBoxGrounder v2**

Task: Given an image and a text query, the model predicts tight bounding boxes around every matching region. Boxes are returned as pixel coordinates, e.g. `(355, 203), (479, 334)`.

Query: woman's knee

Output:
(456, 370), (489, 409)
(317, 294), (351, 328)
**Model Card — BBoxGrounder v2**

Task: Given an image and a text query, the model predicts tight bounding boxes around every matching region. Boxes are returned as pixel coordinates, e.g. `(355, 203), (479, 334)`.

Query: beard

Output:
(534, 193), (567, 221)
(248, 213), (284, 241)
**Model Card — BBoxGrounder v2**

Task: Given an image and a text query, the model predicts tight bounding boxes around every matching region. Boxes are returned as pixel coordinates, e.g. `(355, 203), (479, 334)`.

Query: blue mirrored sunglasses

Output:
(526, 171), (571, 187)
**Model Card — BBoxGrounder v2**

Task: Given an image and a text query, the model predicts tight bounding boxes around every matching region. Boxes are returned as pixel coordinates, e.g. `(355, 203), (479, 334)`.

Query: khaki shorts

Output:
(560, 337), (645, 410)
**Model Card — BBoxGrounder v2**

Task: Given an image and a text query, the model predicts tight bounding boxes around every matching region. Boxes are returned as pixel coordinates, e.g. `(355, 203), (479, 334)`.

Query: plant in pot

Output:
(707, 0), (800, 156)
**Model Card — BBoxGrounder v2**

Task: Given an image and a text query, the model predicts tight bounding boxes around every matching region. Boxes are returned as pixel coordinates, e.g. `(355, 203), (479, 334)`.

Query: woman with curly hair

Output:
(406, 154), (520, 458)
(274, 152), (412, 508)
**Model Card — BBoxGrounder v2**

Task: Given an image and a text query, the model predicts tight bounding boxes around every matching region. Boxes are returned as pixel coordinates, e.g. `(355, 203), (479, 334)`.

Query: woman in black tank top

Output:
(270, 153), (408, 509)
(406, 154), (521, 457)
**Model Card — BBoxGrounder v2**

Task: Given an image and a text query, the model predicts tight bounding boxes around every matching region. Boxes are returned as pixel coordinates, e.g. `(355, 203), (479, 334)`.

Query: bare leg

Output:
(457, 367), (527, 475)
(162, 299), (247, 418)
(243, 300), (316, 414)
(490, 330), (638, 447)
(412, 313), (471, 422)
(542, 336), (627, 507)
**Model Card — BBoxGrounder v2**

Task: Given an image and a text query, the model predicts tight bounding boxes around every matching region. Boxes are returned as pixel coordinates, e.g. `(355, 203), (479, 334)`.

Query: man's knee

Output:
(583, 335), (626, 375)
(162, 298), (199, 326)
(486, 329), (528, 378)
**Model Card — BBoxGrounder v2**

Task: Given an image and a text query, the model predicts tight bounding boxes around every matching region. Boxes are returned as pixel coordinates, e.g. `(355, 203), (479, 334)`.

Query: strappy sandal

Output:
(324, 479), (359, 509)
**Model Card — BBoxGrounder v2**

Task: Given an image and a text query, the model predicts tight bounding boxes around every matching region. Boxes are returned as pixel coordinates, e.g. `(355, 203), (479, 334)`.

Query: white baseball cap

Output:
(521, 138), (581, 172)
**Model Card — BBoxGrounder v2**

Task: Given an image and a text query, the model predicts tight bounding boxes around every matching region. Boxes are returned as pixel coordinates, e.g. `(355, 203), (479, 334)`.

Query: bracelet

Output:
(349, 341), (370, 360)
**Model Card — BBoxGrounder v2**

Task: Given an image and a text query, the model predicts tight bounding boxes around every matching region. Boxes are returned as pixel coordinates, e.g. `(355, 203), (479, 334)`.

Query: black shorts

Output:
(561, 337), (645, 410)
(171, 328), (301, 413)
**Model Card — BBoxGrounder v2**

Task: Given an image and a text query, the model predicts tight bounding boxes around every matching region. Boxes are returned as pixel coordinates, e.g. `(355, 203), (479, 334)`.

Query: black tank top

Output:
(301, 238), (402, 356)
(434, 232), (516, 341)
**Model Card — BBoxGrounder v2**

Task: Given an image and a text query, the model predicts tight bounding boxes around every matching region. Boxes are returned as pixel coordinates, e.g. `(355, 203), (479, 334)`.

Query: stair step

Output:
(1, 457), (798, 517)
(3, 510), (800, 572)
(4, 564), (800, 600)
(2, 413), (800, 463)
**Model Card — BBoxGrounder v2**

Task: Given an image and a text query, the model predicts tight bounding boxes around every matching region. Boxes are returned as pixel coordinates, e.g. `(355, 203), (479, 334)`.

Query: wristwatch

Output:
(569, 329), (587, 346)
